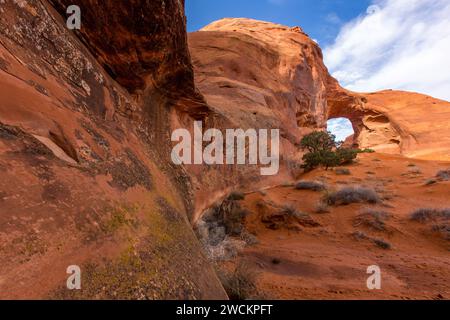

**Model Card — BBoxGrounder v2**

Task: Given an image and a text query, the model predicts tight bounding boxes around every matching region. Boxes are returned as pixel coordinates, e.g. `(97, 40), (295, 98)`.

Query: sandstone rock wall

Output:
(190, 18), (450, 162)
(1, 2), (449, 300)
(0, 0), (226, 299)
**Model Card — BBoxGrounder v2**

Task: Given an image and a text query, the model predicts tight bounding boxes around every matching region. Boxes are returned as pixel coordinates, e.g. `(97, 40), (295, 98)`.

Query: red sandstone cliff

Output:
(0, 3), (449, 300)
(0, 0), (225, 299)
(190, 18), (450, 162)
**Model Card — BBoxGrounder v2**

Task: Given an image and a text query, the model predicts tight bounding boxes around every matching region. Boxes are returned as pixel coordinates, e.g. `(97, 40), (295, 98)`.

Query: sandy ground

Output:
(231, 153), (449, 300)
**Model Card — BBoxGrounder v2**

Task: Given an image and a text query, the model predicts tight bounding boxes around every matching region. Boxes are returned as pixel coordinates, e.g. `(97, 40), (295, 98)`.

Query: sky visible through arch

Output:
(186, 0), (450, 141)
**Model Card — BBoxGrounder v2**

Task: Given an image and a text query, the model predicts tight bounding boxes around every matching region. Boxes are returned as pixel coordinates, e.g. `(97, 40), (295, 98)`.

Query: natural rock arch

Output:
(326, 90), (402, 153)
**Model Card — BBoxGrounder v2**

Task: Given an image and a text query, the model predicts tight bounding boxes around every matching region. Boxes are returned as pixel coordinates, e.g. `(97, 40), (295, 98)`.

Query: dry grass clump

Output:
(314, 201), (330, 214)
(424, 179), (437, 186)
(325, 186), (380, 206)
(436, 169), (450, 181)
(335, 168), (351, 175)
(281, 204), (310, 220)
(351, 231), (391, 249)
(354, 208), (391, 231)
(286, 159), (304, 179)
(431, 223), (450, 241)
(409, 208), (449, 243)
(281, 181), (294, 187)
(295, 180), (326, 192)
(408, 166), (422, 174)
(410, 208), (450, 223)
(260, 204), (320, 229)
(373, 238), (392, 250)
(240, 231), (259, 246)
(218, 261), (258, 300)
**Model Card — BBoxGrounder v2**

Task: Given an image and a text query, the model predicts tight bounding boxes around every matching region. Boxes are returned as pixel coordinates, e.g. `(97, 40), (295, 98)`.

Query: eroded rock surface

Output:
(1, 3), (449, 300)
(0, 0), (225, 299)
(190, 18), (450, 161)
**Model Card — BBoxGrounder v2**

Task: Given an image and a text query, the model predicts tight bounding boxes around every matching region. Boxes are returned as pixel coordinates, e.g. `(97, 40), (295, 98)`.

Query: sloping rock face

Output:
(189, 19), (330, 146)
(186, 19), (334, 217)
(189, 18), (450, 162)
(48, 0), (209, 117)
(1, 3), (449, 299)
(0, 0), (225, 299)
(357, 91), (450, 160)
(326, 82), (450, 160)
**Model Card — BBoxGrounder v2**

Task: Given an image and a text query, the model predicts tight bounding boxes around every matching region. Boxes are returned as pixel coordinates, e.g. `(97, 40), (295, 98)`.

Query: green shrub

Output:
(300, 131), (336, 154)
(336, 148), (358, 164)
(358, 148), (376, 154)
(301, 149), (338, 171)
(300, 131), (357, 171)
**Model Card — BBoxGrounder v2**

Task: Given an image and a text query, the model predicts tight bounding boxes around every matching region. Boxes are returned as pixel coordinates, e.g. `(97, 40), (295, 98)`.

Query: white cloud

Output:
(324, 0), (450, 102)
(325, 12), (342, 25)
(327, 118), (354, 142)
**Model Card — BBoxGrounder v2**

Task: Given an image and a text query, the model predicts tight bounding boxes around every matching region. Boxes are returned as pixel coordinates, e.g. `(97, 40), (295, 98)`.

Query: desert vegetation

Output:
(335, 168), (351, 175)
(196, 192), (254, 261)
(436, 169), (450, 181)
(324, 186), (380, 206)
(353, 208), (391, 231)
(217, 261), (259, 300)
(227, 191), (246, 201)
(314, 201), (330, 213)
(300, 131), (358, 171)
(410, 208), (450, 223)
(410, 208), (449, 242)
(295, 180), (326, 191)
(351, 231), (391, 250)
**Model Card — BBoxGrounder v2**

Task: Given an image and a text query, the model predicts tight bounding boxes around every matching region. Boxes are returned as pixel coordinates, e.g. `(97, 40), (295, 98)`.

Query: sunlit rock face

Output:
(358, 91), (450, 160)
(0, 0), (226, 299)
(0, 0), (449, 300)
(185, 17), (450, 221)
(189, 18), (331, 141)
(189, 18), (450, 163)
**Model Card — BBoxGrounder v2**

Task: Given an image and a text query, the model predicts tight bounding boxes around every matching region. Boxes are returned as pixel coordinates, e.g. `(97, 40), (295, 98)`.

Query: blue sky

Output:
(186, 0), (371, 46)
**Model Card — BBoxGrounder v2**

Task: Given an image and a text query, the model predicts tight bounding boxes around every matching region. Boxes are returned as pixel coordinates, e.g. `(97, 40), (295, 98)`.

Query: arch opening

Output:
(327, 117), (354, 143)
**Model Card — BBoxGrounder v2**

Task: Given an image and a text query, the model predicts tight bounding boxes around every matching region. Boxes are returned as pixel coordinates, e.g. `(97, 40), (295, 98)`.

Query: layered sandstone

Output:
(1, 3), (449, 300)
(0, 0), (225, 299)
(358, 90), (450, 160)
(190, 19), (329, 145)
(190, 18), (450, 161)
